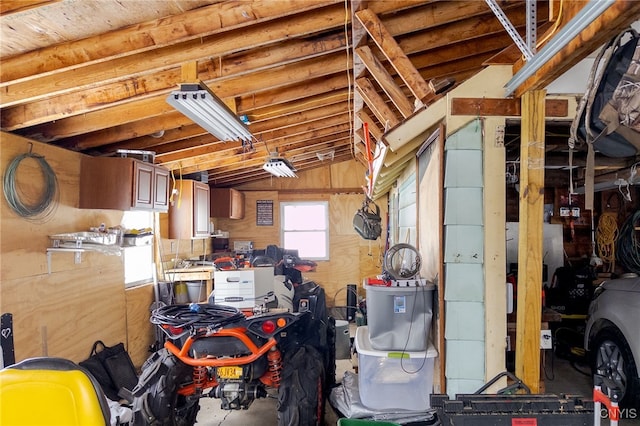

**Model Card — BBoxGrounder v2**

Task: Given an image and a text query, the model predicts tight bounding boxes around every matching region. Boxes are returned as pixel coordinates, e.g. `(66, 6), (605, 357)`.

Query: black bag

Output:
(79, 340), (138, 401)
(353, 199), (382, 240)
(570, 28), (640, 210)
(574, 28), (640, 158)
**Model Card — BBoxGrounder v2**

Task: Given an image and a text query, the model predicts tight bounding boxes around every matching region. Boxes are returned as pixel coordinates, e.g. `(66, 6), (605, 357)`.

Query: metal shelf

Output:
(46, 243), (121, 274)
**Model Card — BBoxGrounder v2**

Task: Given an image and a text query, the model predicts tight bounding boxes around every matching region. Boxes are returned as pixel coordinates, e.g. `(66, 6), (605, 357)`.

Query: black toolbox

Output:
(431, 393), (593, 425)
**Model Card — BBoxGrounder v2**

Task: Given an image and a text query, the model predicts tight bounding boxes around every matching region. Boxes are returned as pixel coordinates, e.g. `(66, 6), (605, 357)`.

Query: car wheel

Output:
(592, 327), (640, 408)
(277, 345), (325, 426)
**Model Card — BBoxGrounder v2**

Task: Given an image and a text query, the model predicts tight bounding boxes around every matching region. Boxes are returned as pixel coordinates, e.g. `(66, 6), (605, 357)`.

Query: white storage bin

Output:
(364, 283), (434, 351)
(213, 267), (274, 309)
(355, 326), (437, 411)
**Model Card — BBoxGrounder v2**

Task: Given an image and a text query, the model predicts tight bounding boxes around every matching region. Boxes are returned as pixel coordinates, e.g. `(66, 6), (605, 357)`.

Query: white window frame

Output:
(280, 201), (329, 260)
(121, 211), (154, 288)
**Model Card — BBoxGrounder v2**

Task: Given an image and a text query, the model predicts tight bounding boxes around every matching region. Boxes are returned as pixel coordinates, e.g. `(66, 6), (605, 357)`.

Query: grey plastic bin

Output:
(364, 283), (434, 351)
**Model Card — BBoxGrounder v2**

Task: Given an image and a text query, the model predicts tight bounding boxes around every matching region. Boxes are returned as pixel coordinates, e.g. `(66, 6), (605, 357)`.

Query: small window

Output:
(281, 201), (329, 260)
(123, 245), (153, 286)
(121, 211), (154, 287)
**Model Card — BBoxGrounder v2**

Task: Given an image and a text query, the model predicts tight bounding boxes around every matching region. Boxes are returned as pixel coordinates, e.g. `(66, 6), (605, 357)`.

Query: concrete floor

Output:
(193, 348), (640, 426)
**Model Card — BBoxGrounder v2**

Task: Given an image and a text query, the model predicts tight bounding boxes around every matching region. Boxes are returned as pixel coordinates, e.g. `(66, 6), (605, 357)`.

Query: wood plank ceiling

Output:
(1, 1), (639, 188)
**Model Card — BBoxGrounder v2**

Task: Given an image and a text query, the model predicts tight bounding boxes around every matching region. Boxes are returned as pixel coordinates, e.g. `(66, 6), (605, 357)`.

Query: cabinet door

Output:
(154, 167), (170, 211)
(133, 162), (154, 209)
(193, 181), (210, 237)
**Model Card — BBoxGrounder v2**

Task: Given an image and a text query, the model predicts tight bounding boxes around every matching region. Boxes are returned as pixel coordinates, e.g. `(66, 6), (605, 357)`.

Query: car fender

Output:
(585, 294), (640, 379)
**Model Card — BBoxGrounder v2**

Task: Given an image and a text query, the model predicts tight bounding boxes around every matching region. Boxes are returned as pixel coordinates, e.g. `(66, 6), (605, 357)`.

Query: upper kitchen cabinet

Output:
(210, 188), (245, 219)
(80, 157), (169, 212)
(168, 180), (210, 239)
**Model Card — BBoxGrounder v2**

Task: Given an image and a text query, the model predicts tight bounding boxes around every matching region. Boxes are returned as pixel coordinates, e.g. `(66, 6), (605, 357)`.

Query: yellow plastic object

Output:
(0, 361), (109, 426)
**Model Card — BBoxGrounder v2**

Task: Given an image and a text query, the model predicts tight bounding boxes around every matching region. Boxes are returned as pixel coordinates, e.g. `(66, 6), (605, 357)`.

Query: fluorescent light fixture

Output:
(262, 157), (297, 178)
(167, 83), (252, 142)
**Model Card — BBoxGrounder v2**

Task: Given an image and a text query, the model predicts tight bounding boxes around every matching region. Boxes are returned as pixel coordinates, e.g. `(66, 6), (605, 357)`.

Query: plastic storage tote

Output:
(355, 326), (437, 411)
(364, 283), (434, 351)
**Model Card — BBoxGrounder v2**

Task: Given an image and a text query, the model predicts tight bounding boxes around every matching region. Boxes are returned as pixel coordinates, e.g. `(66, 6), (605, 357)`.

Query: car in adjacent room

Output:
(584, 275), (640, 408)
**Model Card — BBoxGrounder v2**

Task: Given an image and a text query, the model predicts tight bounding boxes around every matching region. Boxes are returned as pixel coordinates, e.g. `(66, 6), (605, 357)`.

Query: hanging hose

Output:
(3, 145), (59, 222)
(596, 212), (619, 272)
(616, 210), (640, 274)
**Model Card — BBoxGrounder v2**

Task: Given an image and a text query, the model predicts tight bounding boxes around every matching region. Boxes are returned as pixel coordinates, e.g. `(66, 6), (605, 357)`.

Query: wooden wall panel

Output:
(125, 284), (155, 367)
(1, 133), (129, 365)
(330, 161), (367, 188)
(217, 190), (281, 250)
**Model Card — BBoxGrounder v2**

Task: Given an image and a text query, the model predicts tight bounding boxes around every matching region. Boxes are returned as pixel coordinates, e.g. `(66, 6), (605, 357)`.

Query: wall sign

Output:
(256, 200), (274, 226)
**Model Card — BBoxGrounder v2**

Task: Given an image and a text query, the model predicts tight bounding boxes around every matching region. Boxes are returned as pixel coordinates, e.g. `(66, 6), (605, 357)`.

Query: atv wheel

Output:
(167, 394), (199, 426)
(277, 345), (325, 426)
(132, 349), (200, 426)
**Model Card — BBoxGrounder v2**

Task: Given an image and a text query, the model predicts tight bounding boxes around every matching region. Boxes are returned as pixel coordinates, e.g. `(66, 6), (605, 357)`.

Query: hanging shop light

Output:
(262, 157), (297, 178)
(166, 83), (253, 142)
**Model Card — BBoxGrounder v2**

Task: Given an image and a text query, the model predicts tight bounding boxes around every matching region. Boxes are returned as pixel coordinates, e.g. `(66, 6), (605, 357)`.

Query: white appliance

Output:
(213, 267), (274, 309)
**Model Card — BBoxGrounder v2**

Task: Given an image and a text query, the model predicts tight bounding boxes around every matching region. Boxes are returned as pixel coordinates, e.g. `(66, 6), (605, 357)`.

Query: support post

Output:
(515, 89), (546, 393)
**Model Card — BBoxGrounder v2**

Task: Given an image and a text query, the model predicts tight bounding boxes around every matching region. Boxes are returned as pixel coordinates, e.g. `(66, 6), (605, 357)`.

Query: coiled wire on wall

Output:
(3, 144), (59, 222)
(616, 210), (640, 274)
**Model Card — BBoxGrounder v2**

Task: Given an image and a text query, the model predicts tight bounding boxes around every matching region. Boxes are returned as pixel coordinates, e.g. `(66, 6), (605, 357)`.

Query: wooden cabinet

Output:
(80, 157), (170, 212)
(133, 161), (169, 210)
(168, 180), (210, 239)
(210, 188), (245, 219)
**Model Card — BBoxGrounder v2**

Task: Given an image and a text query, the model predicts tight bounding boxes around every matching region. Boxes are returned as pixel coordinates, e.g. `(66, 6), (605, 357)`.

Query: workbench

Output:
(163, 266), (215, 299)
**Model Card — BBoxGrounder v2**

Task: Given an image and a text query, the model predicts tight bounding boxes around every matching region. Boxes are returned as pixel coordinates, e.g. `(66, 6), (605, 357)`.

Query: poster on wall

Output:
(256, 200), (273, 226)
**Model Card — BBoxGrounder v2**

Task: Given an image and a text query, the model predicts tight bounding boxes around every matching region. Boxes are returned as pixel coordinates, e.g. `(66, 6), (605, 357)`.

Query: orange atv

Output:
(131, 281), (336, 426)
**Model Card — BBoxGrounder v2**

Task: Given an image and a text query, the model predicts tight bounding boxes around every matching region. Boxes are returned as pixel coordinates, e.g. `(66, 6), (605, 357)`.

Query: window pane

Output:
(281, 201), (329, 260)
(283, 231), (327, 258)
(124, 245), (153, 287)
(283, 204), (327, 231)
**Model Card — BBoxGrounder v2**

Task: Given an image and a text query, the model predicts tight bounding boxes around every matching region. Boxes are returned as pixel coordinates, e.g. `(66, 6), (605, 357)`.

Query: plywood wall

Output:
(0, 133), (132, 364)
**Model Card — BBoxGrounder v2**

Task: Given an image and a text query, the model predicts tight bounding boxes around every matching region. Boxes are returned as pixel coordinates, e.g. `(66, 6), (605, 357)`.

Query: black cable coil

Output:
(151, 304), (245, 338)
(616, 210), (640, 274)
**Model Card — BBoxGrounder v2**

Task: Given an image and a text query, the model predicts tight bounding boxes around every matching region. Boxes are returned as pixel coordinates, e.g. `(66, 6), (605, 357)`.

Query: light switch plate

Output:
(541, 329), (552, 350)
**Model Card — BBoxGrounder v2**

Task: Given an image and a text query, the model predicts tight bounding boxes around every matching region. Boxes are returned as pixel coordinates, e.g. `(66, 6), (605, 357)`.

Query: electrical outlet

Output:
(540, 330), (552, 350)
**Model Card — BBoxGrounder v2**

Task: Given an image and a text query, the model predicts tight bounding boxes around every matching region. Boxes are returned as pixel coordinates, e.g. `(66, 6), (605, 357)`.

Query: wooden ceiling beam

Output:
(62, 77), (351, 151)
(157, 118), (352, 162)
(356, 8), (433, 105)
(169, 132), (352, 175)
(236, 73), (349, 114)
(18, 52), (350, 141)
(355, 110), (383, 141)
(244, 89), (350, 124)
(355, 77), (399, 129)
(2, 32), (348, 126)
(0, 0), (340, 83)
(451, 98), (569, 117)
(356, 45), (414, 118)
(60, 95), (349, 156)
(0, 0), (59, 16)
